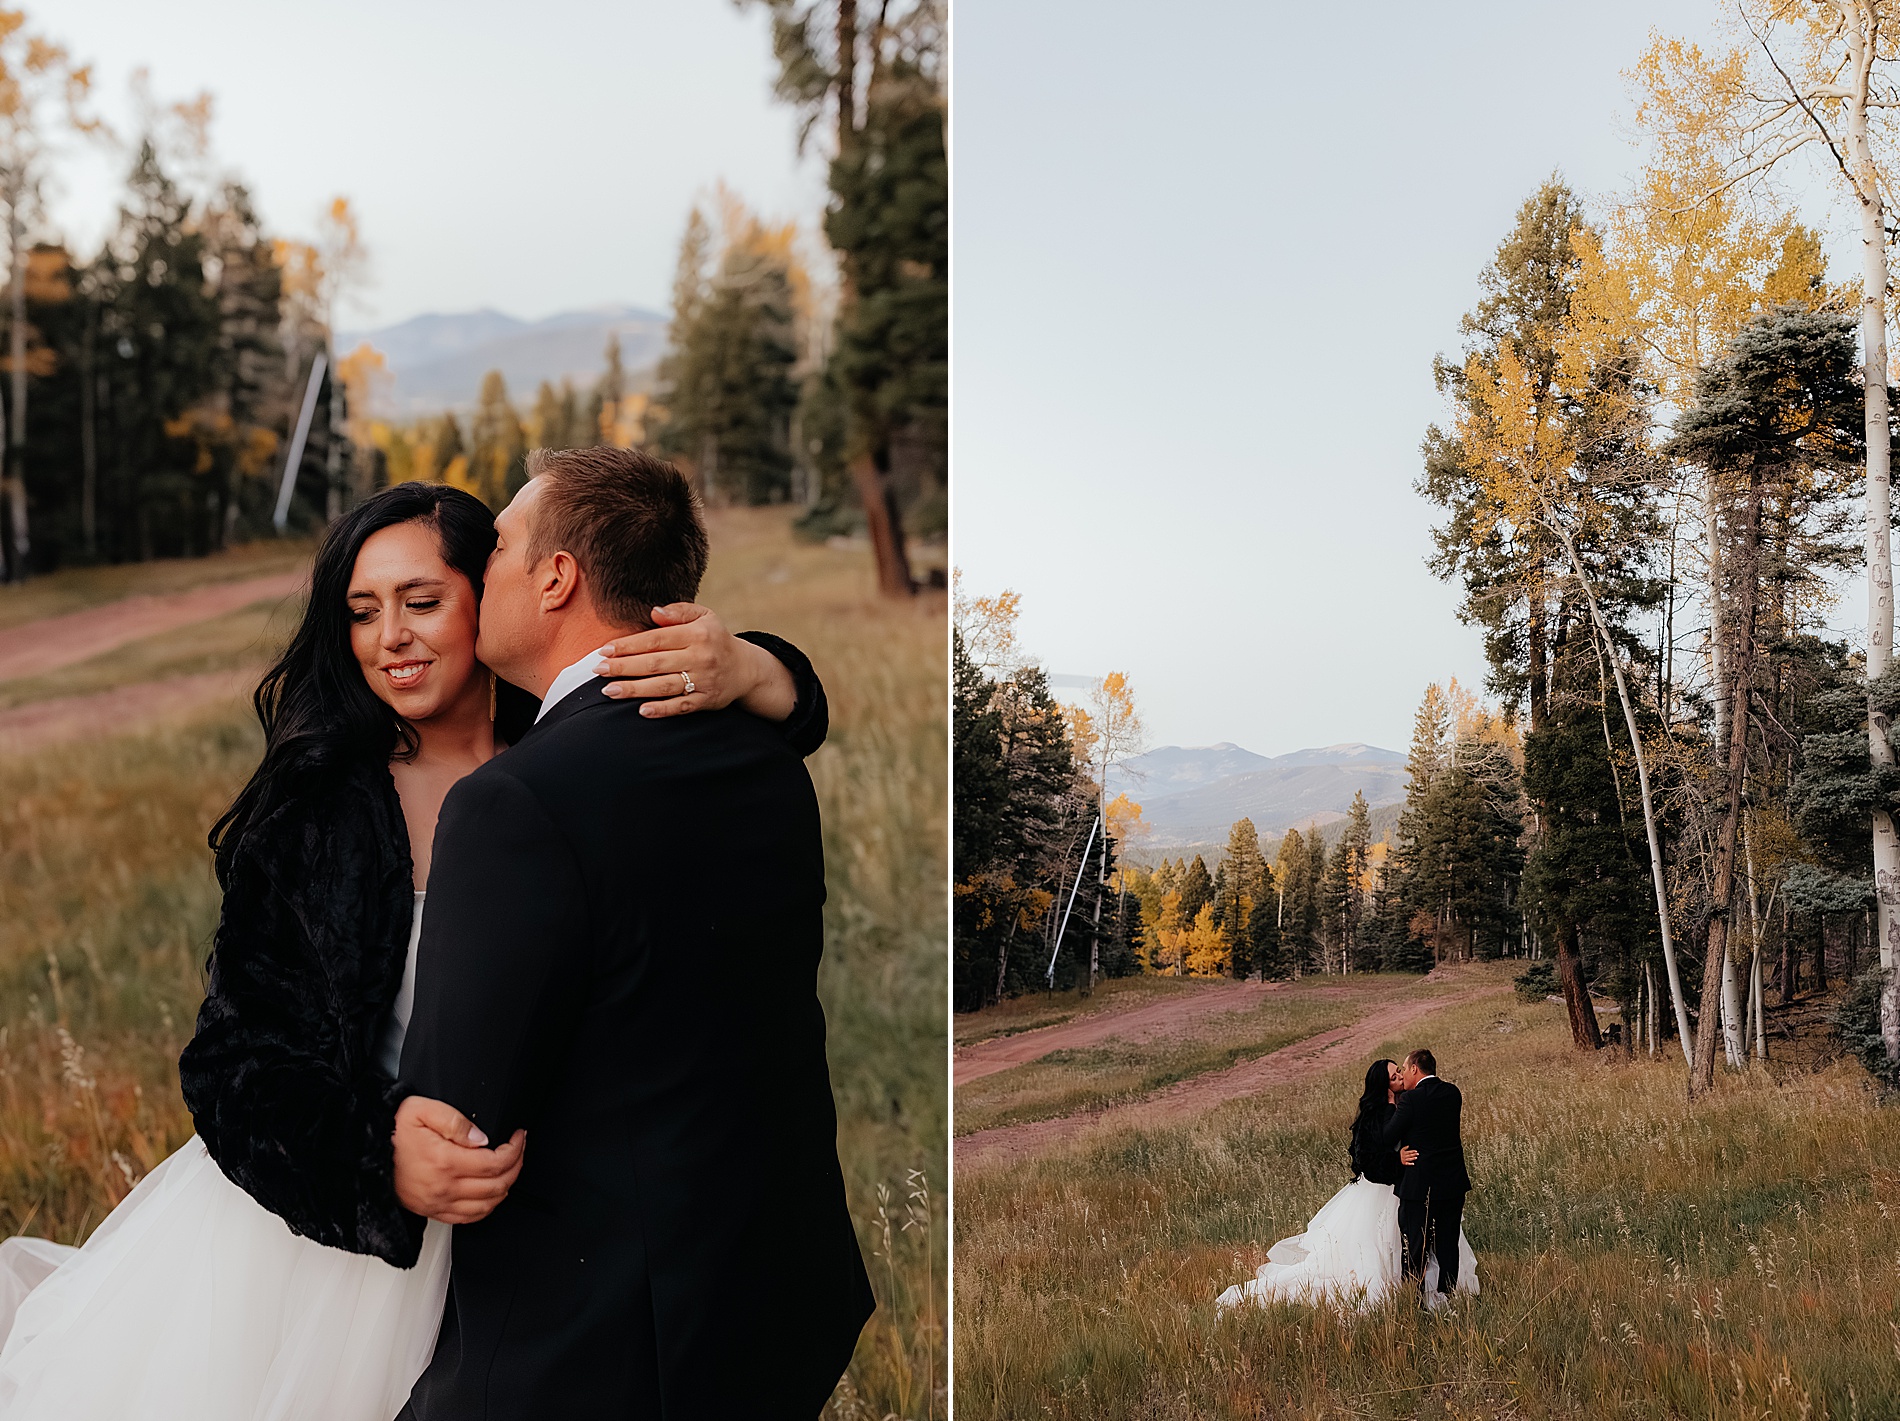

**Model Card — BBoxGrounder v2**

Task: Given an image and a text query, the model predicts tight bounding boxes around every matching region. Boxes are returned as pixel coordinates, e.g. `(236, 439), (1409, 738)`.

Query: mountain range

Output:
(1107, 741), (1409, 848)
(338, 304), (669, 417)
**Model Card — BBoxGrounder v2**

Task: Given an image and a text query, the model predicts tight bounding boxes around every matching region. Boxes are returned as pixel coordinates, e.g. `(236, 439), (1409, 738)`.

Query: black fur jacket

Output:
(178, 632), (827, 1268)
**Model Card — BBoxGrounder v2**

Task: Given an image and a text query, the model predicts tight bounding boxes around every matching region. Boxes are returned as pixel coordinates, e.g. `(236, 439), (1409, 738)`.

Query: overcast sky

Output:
(953, 0), (1771, 757)
(37, 0), (825, 328)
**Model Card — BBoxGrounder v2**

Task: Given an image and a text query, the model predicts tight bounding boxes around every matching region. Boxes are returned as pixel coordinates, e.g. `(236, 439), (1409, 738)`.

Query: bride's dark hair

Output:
(209, 483), (498, 881)
(1347, 1058), (1396, 1178)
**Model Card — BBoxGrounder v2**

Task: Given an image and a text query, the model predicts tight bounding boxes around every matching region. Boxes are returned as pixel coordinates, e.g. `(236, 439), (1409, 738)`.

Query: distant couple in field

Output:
(1218, 1049), (1478, 1313)
(0, 448), (872, 1418)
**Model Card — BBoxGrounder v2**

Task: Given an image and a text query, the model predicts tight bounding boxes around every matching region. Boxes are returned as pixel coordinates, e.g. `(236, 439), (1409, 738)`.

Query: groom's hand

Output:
(392, 1095), (526, 1224)
(594, 604), (797, 722)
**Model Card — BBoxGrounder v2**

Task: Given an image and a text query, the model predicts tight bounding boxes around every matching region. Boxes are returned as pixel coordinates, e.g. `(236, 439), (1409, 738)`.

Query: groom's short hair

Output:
(523, 446), (709, 628)
(1405, 1048), (1436, 1077)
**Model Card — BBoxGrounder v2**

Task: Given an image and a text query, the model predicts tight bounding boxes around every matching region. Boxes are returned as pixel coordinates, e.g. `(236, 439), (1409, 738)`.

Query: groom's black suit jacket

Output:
(398, 680), (873, 1420)
(1382, 1077), (1472, 1201)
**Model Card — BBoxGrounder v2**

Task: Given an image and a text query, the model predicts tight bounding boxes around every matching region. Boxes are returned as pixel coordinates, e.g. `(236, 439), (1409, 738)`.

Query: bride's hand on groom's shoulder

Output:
(593, 604), (798, 722)
(392, 1095), (527, 1225)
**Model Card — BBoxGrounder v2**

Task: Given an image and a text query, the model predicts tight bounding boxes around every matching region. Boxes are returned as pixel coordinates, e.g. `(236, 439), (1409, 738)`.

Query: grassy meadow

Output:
(954, 963), (1900, 1420)
(0, 509), (947, 1419)
(956, 983), (1370, 1137)
(953, 975), (1204, 1047)
(0, 536), (313, 632)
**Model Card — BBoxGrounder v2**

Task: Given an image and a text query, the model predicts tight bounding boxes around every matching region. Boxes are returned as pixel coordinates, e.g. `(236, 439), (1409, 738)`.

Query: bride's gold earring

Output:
(488, 671), (497, 723)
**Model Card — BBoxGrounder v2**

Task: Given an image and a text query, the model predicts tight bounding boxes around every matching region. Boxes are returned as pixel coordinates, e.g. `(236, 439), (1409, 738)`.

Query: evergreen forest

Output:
(0, 3), (944, 601)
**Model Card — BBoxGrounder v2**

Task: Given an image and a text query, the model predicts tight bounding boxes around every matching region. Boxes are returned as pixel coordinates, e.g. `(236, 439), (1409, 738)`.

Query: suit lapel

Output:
(515, 678), (614, 744)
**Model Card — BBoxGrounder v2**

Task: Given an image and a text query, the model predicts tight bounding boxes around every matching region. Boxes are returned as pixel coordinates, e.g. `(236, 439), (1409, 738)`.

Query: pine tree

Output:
(199, 182), (285, 546)
(1319, 793), (1375, 972)
(467, 371), (525, 511)
(952, 661), (1091, 1006)
(1178, 855), (1214, 926)
(1248, 879), (1286, 979)
(1420, 180), (1588, 734)
(1218, 817), (1270, 978)
(590, 334), (626, 447)
(92, 141), (223, 560)
(532, 380), (578, 453)
(655, 202), (801, 505)
(1407, 736), (1526, 963)
(1277, 827), (1325, 974)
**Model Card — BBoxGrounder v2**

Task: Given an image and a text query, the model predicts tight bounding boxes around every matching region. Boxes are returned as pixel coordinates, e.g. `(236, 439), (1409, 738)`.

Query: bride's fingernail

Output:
(467, 1127), (489, 1147)
(592, 660), (611, 676)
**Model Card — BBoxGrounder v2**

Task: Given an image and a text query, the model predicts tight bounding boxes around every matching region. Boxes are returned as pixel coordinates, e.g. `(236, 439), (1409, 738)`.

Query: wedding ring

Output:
(680, 671), (696, 696)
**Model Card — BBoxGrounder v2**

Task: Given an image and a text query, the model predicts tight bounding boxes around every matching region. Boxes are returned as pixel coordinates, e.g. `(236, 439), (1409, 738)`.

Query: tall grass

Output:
(955, 965), (1900, 1420)
(0, 510), (946, 1418)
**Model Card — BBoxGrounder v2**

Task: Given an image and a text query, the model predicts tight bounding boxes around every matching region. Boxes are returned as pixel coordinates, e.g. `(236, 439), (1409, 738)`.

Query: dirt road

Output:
(0, 668), (257, 757)
(955, 983), (1509, 1169)
(954, 980), (1281, 1087)
(0, 570), (305, 684)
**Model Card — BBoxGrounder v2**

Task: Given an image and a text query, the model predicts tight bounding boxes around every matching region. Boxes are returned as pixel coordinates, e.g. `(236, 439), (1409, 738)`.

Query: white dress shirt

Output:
(536, 647), (607, 723)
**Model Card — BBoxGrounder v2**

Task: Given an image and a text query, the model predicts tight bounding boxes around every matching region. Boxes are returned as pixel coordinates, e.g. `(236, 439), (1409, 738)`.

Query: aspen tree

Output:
(1644, 2), (1900, 1064)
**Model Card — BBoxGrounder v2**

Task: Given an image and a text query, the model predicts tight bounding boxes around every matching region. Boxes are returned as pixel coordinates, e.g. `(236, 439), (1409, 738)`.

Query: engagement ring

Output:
(680, 671), (696, 695)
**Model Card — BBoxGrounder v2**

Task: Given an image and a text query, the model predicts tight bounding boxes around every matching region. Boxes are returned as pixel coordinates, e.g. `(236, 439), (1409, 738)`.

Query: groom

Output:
(390, 447), (873, 1418)
(1384, 1047), (1470, 1303)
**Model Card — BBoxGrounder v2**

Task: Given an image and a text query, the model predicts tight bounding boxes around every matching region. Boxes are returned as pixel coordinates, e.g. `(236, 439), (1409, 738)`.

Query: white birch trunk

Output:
(1748, 942), (1765, 1062)
(1549, 514), (1696, 1066)
(1720, 951), (1744, 1071)
(1841, 1), (1900, 1061)
(1647, 961), (1659, 1056)
(1708, 474), (1725, 753)
(1743, 811), (1766, 1064)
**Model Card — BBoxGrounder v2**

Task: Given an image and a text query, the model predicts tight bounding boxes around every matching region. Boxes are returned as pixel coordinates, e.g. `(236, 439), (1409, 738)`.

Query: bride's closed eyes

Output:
(349, 595), (444, 623)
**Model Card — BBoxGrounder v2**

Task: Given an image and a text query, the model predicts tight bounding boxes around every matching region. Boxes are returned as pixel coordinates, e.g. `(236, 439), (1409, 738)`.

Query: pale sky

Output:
(36, 0), (827, 327)
(953, 0), (1765, 757)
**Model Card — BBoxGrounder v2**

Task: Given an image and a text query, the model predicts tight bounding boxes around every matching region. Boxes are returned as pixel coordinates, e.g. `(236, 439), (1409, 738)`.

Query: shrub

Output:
(1513, 960), (1557, 1003)
(1828, 967), (1900, 1089)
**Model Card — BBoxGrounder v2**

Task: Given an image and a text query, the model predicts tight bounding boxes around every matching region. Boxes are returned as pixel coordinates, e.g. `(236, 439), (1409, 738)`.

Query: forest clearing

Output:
(0, 508), (946, 1419)
(954, 963), (1892, 1419)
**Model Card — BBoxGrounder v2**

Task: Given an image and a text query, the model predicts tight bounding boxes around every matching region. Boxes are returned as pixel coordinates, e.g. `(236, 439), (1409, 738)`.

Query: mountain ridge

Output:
(338, 303), (669, 417)
(1108, 740), (1409, 847)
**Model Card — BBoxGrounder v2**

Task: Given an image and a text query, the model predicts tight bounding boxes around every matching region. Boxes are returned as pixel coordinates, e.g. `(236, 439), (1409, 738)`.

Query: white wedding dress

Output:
(0, 892), (451, 1419)
(1217, 1175), (1479, 1312)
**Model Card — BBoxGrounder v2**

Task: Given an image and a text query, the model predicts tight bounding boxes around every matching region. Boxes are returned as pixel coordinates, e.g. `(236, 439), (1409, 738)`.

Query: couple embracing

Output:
(0, 447), (873, 1418)
(1219, 1048), (1479, 1313)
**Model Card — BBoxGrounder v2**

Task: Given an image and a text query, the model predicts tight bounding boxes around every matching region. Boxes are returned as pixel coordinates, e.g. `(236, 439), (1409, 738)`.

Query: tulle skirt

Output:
(0, 1136), (450, 1419)
(1217, 1176), (1479, 1312)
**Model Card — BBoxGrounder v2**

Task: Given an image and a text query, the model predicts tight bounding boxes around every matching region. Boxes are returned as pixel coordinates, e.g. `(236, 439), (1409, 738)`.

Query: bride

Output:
(0, 481), (826, 1418)
(1217, 1059), (1478, 1312)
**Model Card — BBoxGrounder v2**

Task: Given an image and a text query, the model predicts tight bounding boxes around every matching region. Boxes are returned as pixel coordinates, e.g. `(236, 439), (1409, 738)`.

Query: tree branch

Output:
(1741, 0), (1865, 201)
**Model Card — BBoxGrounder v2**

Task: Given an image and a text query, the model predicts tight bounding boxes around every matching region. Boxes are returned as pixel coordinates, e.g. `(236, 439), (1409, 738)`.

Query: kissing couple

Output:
(1218, 1048), (1479, 1313)
(0, 448), (875, 1418)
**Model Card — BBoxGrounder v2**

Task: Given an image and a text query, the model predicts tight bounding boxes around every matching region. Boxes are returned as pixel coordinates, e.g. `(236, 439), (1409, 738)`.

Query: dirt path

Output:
(0, 570), (305, 684)
(955, 980), (1283, 1086)
(0, 667), (257, 756)
(955, 983), (1510, 1169)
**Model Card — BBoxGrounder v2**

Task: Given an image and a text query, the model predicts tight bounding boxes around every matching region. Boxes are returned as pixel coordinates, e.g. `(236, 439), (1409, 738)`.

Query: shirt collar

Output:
(536, 648), (605, 723)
